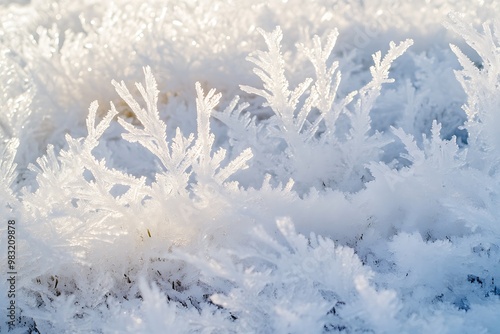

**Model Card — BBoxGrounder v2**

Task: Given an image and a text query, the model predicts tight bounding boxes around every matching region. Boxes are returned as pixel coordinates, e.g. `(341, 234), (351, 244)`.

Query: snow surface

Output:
(1, 0), (500, 333)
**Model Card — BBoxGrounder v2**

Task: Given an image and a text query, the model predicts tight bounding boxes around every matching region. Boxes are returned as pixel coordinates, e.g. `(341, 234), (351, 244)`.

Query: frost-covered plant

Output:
(8, 67), (257, 332)
(446, 14), (500, 172)
(2, 1), (500, 333)
(120, 218), (402, 334)
(216, 26), (412, 192)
